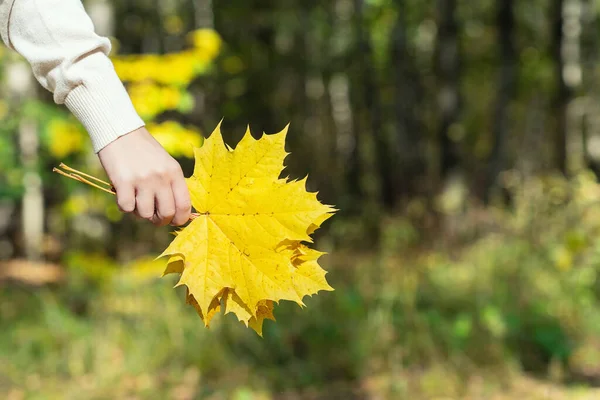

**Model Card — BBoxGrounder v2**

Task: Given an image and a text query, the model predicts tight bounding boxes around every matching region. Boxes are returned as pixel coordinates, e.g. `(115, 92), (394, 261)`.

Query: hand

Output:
(98, 127), (192, 226)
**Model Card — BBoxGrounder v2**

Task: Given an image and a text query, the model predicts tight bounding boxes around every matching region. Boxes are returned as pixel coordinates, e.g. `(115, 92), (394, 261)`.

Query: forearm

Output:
(0, 0), (144, 152)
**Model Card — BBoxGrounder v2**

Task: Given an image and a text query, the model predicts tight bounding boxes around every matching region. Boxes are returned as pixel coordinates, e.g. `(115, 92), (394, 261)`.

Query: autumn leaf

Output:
(248, 300), (276, 337)
(222, 288), (253, 323)
(186, 287), (221, 327)
(159, 123), (335, 335)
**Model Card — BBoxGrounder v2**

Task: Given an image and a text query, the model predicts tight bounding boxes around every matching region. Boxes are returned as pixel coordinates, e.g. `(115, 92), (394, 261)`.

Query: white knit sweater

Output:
(0, 0), (145, 153)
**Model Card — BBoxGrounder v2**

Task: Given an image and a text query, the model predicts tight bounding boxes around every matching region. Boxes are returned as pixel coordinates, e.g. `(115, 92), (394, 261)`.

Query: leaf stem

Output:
(52, 166), (116, 195)
(59, 163), (113, 188)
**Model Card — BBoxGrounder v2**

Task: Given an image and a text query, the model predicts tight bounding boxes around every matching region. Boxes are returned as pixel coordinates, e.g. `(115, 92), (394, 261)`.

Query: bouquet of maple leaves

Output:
(55, 123), (336, 336)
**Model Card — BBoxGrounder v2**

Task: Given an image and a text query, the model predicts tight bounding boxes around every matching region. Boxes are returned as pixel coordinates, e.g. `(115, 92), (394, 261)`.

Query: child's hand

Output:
(98, 127), (192, 226)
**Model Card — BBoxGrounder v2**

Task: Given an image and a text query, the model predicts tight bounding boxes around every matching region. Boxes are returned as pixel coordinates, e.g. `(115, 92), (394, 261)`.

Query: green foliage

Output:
(5, 171), (600, 397)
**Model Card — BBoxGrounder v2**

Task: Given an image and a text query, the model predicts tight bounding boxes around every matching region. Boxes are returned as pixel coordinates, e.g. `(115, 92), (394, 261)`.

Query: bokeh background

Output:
(3, 0), (600, 398)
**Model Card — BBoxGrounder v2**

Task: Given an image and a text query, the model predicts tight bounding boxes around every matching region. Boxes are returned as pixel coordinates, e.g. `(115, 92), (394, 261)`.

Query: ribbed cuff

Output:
(64, 69), (145, 153)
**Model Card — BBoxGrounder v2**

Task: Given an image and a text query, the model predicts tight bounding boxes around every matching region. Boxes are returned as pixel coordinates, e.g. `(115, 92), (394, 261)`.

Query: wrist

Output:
(64, 53), (145, 153)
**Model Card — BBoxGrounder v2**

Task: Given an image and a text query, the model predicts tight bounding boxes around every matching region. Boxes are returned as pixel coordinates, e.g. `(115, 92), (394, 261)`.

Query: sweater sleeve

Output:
(0, 0), (145, 153)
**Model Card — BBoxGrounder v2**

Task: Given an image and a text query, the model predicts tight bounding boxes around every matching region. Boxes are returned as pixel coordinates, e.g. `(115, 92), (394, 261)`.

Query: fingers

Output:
(134, 187), (155, 222)
(114, 181), (136, 213)
(153, 185), (176, 227)
(107, 156), (190, 227)
(170, 174), (192, 226)
(115, 179), (160, 224)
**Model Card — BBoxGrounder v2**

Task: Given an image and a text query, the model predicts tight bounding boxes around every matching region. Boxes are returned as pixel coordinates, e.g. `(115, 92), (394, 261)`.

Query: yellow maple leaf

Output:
(166, 246), (332, 334)
(222, 288), (253, 322)
(159, 123), (335, 334)
(185, 287), (221, 327)
(164, 258), (258, 325)
(218, 288), (276, 336)
(288, 244), (333, 301)
(51, 126), (334, 336)
(248, 300), (276, 337)
(163, 254), (184, 276)
(186, 288), (276, 336)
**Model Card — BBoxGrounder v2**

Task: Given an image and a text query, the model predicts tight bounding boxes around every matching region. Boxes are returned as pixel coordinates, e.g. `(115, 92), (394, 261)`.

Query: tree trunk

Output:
(391, 0), (425, 200)
(552, 0), (569, 174)
(6, 62), (43, 261)
(564, 0), (584, 174)
(192, 0), (214, 28)
(581, 0), (600, 173)
(434, 0), (461, 181)
(484, 0), (516, 202)
(353, 0), (387, 208)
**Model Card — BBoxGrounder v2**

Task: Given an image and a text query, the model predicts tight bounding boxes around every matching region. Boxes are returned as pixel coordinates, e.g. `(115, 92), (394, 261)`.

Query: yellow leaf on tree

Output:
(159, 122), (335, 335)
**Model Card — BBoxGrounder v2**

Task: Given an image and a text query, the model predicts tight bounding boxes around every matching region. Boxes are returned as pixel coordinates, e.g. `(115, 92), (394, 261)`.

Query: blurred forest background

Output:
(5, 0), (600, 398)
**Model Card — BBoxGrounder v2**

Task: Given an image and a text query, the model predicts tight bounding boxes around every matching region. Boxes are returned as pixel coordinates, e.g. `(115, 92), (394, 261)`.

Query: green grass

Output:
(5, 172), (600, 398)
